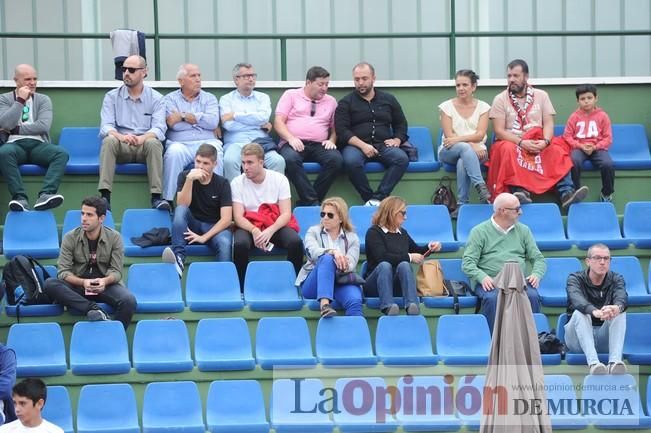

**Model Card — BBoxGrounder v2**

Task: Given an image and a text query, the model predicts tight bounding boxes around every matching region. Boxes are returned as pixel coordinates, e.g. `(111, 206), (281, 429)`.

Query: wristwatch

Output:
(544, 138), (550, 145)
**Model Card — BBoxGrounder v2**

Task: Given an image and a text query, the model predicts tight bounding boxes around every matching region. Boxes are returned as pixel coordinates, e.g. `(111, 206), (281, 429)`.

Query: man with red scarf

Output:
(487, 59), (588, 208)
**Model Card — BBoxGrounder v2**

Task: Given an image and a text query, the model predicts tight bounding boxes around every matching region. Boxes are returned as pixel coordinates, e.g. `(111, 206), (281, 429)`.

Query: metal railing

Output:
(1, 0), (649, 81)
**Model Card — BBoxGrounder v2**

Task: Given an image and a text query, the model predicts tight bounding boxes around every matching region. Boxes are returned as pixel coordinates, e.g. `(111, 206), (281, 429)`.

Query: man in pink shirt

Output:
(275, 66), (342, 206)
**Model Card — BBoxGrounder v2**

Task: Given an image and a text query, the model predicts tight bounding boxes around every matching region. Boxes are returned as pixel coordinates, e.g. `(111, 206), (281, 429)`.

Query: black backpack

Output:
(538, 330), (565, 355)
(1, 255), (52, 305)
(432, 176), (458, 214)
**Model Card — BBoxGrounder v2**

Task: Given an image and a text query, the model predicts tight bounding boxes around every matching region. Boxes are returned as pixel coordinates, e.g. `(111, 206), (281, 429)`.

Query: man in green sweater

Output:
(462, 192), (545, 332)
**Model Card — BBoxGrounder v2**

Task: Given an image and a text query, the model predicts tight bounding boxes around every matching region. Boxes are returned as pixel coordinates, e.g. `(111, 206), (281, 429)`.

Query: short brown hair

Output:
(321, 197), (353, 232)
(241, 143), (264, 160)
(371, 196), (406, 230)
(196, 143), (217, 161)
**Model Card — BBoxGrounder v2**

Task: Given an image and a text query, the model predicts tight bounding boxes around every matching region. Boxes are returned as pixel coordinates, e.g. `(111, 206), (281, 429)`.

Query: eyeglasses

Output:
(589, 255), (611, 262)
(121, 66), (145, 74)
(397, 210), (407, 216)
(320, 211), (335, 219)
(310, 100), (317, 117)
(503, 206), (522, 212)
(21, 105), (29, 122)
(236, 73), (257, 80)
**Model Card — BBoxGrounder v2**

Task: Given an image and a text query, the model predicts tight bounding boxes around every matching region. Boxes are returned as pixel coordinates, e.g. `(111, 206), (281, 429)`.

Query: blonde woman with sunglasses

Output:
(296, 197), (363, 317)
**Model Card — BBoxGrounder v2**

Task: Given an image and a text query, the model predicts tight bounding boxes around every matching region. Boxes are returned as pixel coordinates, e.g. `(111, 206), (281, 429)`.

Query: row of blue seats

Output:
(35, 373), (651, 433)
(16, 124), (651, 178)
(6, 200), (651, 261)
(8, 254), (651, 318)
(8, 312), (651, 378)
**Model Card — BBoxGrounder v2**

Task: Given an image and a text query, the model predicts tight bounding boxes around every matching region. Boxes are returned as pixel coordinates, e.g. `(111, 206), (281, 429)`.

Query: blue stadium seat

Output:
(43, 386), (74, 433)
(349, 206), (375, 252)
(456, 375), (484, 430)
(195, 318), (255, 371)
(395, 375), (462, 431)
(243, 261), (303, 311)
(623, 313), (651, 364)
(455, 204), (493, 244)
(582, 374), (651, 428)
(404, 126), (441, 172)
(143, 381), (205, 433)
(70, 321), (131, 375)
(186, 262), (243, 311)
(533, 313), (561, 365)
(556, 313), (609, 365)
(537, 257), (582, 307)
(566, 202), (629, 249)
(436, 314), (491, 365)
(121, 208), (172, 256)
(402, 204), (460, 251)
(421, 258), (478, 310)
(58, 127), (101, 174)
(77, 383), (140, 433)
(271, 378), (333, 433)
(518, 203), (572, 250)
(4, 264), (64, 317)
(128, 263), (184, 312)
(544, 375), (588, 429)
(19, 163), (46, 175)
(255, 317), (316, 370)
(623, 201), (651, 248)
(293, 205), (321, 240)
(3, 211), (59, 259)
(62, 209), (115, 236)
(610, 256), (651, 305)
(207, 380), (270, 433)
(334, 377), (398, 432)
(133, 319), (194, 373)
(609, 124), (651, 169)
(316, 316), (377, 366)
(375, 315), (438, 365)
(7, 322), (66, 376)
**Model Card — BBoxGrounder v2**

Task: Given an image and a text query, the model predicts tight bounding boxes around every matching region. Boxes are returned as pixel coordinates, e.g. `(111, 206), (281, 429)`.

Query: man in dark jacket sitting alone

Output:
(565, 243), (628, 375)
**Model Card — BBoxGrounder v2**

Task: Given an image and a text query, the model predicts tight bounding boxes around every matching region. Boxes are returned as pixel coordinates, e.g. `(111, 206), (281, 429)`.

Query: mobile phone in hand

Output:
(264, 242), (274, 252)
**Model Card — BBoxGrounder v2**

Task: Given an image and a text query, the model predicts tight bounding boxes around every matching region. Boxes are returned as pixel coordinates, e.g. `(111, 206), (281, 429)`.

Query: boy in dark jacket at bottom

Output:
(0, 345), (17, 424)
(565, 243), (628, 375)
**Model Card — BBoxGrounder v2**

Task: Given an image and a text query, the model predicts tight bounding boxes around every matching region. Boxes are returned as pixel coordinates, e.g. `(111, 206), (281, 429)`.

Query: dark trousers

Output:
(474, 285), (541, 334)
(278, 141), (343, 206)
(44, 279), (137, 329)
(0, 139), (68, 199)
(342, 144), (409, 202)
(570, 149), (614, 196)
(233, 226), (304, 290)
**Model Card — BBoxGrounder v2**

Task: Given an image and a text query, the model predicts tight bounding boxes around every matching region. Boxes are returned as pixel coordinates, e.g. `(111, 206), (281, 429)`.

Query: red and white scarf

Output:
(508, 85), (535, 132)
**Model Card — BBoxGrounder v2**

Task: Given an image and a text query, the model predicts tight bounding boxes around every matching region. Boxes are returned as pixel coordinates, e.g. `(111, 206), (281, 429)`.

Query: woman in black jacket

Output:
(363, 196), (441, 315)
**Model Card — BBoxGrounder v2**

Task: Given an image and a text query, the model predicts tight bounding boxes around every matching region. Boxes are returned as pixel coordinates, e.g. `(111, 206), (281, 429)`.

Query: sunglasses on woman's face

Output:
(320, 211), (335, 219)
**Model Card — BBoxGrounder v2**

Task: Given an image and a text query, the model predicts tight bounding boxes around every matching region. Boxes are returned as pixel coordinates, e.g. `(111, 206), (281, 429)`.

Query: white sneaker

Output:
(589, 362), (608, 375)
(364, 199), (380, 207)
(162, 247), (184, 278)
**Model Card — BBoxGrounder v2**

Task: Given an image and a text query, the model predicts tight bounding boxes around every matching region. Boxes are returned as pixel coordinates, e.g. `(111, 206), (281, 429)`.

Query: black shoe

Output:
(320, 303), (337, 318)
(475, 183), (491, 204)
(8, 198), (29, 212)
(152, 198), (171, 211)
(513, 190), (532, 205)
(100, 196), (111, 211)
(33, 193), (64, 211)
(87, 308), (110, 321)
(561, 186), (589, 209)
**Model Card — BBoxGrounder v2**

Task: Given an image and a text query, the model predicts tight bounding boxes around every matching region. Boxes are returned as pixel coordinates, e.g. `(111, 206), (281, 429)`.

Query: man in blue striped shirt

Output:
(219, 63), (285, 181)
(162, 64), (223, 204)
(98, 55), (168, 210)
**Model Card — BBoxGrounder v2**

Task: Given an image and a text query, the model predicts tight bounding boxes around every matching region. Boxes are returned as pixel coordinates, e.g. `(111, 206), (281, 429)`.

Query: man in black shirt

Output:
(335, 62), (410, 206)
(162, 143), (233, 277)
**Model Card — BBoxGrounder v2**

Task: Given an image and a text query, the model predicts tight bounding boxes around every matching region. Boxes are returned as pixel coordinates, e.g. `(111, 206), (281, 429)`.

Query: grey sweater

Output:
(0, 91), (52, 142)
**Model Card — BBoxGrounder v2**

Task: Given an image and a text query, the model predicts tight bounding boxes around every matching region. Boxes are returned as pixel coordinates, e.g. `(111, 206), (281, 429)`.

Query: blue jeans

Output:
(438, 142), (485, 204)
(570, 149), (614, 196)
(172, 205), (232, 262)
(342, 145), (408, 202)
(301, 255), (363, 316)
(474, 284), (541, 333)
(564, 310), (626, 365)
(363, 261), (418, 311)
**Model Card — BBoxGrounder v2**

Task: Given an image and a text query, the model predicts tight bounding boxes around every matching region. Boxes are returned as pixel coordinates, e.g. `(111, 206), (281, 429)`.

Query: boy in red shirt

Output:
(563, 84), (614, 202)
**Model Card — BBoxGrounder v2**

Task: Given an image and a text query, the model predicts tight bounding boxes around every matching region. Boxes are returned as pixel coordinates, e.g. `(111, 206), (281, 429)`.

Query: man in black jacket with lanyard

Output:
(565, 243), (628, 375)
(335, 62), (409, 206)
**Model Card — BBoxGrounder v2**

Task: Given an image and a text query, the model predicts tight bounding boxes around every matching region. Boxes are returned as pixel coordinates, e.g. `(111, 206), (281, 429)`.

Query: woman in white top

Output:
(438, 69), (491, 215)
